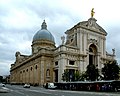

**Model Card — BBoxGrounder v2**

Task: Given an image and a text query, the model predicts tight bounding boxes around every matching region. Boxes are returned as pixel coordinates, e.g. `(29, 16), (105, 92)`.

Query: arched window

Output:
(35, 65), (37, 69)
(26, 69), (28, 72)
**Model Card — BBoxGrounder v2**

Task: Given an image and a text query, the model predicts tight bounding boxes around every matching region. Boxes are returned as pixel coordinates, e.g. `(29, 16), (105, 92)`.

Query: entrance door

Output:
(89, 44), (97, 65)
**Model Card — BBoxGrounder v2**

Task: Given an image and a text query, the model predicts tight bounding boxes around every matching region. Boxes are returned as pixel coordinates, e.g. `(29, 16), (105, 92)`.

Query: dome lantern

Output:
(41, 20), (47, 30)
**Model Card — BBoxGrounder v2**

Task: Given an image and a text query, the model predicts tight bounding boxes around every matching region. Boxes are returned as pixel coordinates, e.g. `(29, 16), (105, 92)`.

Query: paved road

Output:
(0, 84), (120, 96)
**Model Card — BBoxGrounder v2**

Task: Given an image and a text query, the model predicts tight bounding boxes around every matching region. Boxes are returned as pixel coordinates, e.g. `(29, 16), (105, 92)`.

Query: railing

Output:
(53, 80), (120, 92)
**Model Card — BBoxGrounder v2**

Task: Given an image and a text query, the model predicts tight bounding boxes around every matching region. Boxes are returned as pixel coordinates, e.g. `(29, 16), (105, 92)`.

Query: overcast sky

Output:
(0, 0), (120, 76)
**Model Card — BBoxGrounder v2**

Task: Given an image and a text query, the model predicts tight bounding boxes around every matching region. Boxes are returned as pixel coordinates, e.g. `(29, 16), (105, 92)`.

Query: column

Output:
(40, 60), (44, 85)
(97, 54), (101, 69)
(77, 28), (80, 48)
(84, 33), (87, 54)
(100, 37), (106, 57)
(80, 31), (83, 53)
(58, 55), (66, 83)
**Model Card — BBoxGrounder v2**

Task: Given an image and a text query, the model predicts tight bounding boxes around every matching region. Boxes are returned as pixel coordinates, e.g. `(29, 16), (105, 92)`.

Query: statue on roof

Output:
(61, 35), (65, 45)
(91, 8), (95, 18)
(112, 48), (115, 55)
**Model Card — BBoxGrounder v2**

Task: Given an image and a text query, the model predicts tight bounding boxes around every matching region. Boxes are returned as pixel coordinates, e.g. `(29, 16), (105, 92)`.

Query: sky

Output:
(0, 0), (120, 76)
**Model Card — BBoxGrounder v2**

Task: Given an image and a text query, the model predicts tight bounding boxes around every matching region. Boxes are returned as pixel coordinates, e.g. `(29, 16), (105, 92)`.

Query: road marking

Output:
(26, 89), (52, 95)
(14, 90), (25, 95)
(2, 87), (9, 90)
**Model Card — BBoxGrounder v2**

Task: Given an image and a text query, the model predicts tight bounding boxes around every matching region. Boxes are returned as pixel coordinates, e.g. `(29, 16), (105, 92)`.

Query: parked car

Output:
(45, 83), (57, 89)
(23, 84), (30, 88)
(0, 83), (5, 87)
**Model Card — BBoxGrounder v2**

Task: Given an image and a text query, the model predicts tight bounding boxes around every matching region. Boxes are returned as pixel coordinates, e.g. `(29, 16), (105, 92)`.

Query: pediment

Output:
(67, 18), (107, 35)
(78, 18), (107, 35)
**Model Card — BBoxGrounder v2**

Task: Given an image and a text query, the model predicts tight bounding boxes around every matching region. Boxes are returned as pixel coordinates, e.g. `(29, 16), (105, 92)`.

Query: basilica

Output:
(10, 14), (115, 85)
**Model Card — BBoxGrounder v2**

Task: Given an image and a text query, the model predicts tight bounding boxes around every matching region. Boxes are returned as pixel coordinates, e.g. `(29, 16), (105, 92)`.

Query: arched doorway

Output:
(89, 44), (97, 65)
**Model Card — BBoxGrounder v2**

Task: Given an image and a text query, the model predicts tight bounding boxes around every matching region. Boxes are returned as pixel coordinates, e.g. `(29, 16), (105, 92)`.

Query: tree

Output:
(62, 70), (69, 82)
(79, 71), (87, 81)
(86, 64), (99, 81)
(62, 70), (87, 81)
(102, 60), (120, 80)
(74, 70), (80, 81)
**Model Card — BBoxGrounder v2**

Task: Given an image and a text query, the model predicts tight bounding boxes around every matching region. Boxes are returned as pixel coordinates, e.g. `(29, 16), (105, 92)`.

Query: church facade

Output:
(10, 17), (115, 85)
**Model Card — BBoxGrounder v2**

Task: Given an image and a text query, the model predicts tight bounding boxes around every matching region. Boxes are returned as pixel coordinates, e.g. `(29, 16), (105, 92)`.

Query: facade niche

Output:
(46, 69), (50, 77)
(26, 69), (28, 72)
(35, 65), (37, 69)
(55, 61), (58, 66)
(31, 67), (32, 71)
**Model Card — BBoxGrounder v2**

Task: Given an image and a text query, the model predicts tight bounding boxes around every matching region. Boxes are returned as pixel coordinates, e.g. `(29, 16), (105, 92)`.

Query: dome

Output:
(33, 20), (55, 43)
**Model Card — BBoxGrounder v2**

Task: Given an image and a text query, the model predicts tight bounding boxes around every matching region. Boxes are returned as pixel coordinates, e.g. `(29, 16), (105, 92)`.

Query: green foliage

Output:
(74, 70), (87, 81)
(62, 69), (69, 82)
(86, 64), (99, 81)
(74, 71), (88, 81)
(79, 71), (87, 81)
(62, 69), (78, 82)
(102, 60), (120, 80)
(74, 70), (80, 81)
(62, 70), (87, 81)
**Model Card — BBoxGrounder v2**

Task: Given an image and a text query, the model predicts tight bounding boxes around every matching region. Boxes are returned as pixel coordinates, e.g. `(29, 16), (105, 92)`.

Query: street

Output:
(0, 84), (120, 96)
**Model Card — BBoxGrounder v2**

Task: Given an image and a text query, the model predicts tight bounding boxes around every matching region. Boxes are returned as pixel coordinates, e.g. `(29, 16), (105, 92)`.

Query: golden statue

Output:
(91, 8), (95, 18)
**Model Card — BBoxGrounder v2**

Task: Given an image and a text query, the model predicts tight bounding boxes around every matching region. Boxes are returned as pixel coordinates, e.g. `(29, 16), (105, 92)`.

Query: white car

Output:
(47, 83), (57, 89)
(23, 84), (30, 88)
(0, 83), (5, 87)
